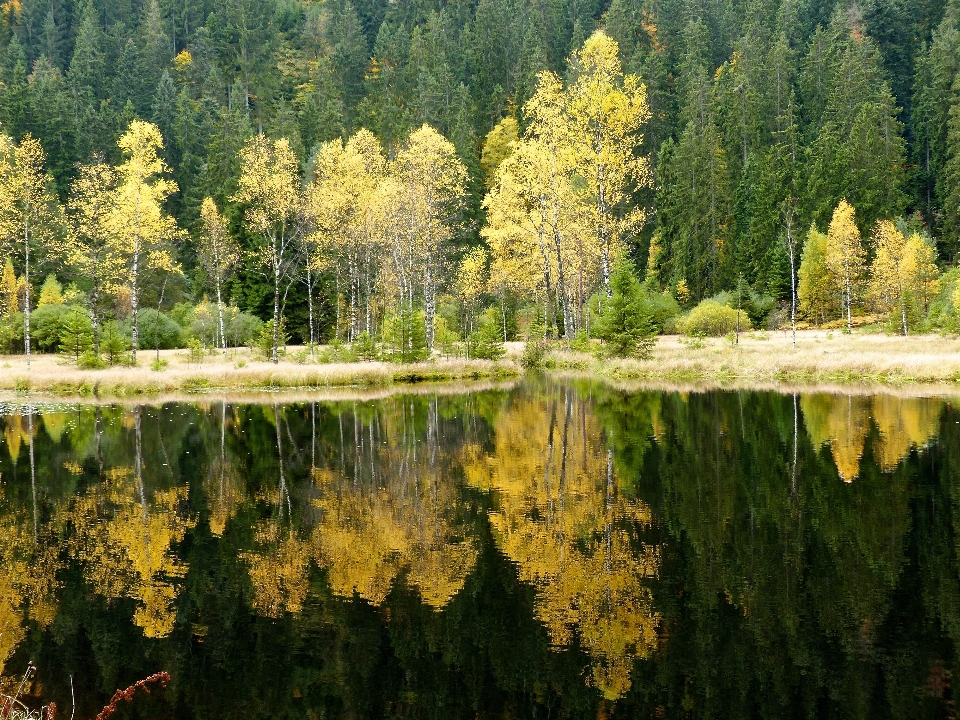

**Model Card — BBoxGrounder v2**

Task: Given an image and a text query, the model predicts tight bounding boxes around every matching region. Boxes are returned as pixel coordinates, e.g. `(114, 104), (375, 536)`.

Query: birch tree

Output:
(234, 135), (308, 364)
(110, 120), (181, 364)
(393, 125), (467, 352)
(66, 158), (122, 355)
(198, 197), (240, 352)
(566, 30), (651, 294)
(824, 199), (865, 330)
(0, 134), (61, 369)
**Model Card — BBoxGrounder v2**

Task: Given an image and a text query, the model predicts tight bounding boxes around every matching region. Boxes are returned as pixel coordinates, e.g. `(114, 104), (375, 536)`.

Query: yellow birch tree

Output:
(0, 134), (61, 368)
(198, 197), (240, 352)
(566, 30), (651, 295)
(67, 158), (123, 355)
(233, 135), (308, 363)
(393, 125), (467, 352)
(109, 120), (182, 363)
(824, 199), (865, 330)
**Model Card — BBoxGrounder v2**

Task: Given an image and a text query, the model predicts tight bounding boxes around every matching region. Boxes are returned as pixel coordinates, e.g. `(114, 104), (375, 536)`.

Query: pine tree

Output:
(595, 258), (657, 358)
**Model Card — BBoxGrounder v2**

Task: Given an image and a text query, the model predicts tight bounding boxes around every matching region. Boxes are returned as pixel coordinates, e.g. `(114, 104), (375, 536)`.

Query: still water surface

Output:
(0, 379), (957, 718)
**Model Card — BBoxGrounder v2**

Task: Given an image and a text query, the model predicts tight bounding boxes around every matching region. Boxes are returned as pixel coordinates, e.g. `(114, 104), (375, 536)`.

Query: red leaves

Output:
(94, 672), (171, 720)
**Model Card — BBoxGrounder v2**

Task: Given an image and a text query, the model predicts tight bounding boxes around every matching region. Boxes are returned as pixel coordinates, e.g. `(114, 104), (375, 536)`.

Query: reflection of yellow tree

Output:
(871, 396), (942, 471)
(309, 401), (478, 610)
(802, 394), (942, 480)
(0, 488), (61, 677)
(462, 391), (659, 700)
(243, 520), (311, 618)
(205, 403), (244, 537)
(71, 466), (195, 638)
(801, 394), (871, 481)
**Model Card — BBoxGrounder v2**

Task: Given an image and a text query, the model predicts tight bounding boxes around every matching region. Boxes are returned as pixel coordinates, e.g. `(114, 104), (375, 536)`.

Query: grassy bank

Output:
(2, 330), (959, 400)
(0, 350), (519, 399)
(543, 330), (960, 385)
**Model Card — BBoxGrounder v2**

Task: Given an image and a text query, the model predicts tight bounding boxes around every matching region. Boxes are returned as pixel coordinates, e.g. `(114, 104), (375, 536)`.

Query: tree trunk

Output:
(306, 262), (315, 355)
(23, 215), (31, 370)
(131, 240), (140, 363)
(216, 277), (226, 354)
(425, 254), (435, 352)
(272, 258), (281, 364)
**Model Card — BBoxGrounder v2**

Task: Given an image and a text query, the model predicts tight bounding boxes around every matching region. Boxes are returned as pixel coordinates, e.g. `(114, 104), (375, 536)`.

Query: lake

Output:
(0, 378), (957, 719)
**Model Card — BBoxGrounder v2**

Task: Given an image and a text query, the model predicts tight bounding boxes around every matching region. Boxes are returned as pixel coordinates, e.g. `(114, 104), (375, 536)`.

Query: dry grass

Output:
(545, 329), (960, 387)
(3, 330), (960, 401)
(0, 347), (519, 400)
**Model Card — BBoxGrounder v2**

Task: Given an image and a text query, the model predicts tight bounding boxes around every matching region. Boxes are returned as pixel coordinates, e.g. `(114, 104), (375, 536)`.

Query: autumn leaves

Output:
(797, 199), (940, 332)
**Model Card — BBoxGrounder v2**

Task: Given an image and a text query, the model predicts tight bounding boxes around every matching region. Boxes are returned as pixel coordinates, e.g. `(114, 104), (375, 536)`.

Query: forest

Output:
(0, 0), (959, 362)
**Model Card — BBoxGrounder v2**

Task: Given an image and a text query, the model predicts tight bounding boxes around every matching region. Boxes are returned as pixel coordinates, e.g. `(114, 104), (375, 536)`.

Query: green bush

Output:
(520, 340), (547, 369)
(227, 310), (264, 348)
(353, 332), (378, 361)
(595, 260), (657, 358)
(187, 337), (204, 364)
(78, 351), (106, 369)
(32, 303), (73, 351)
(0, 312), (24, 353)
(124, 309), (183, 350)
(676, 300), (753, 337)
(256, 317), (289, 359)
(640, 288), (682, 332)
(468, 307), (506, 360)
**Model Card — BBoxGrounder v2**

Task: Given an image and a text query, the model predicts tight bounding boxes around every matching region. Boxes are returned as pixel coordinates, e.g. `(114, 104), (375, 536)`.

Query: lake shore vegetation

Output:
(1, 5), (960, 380)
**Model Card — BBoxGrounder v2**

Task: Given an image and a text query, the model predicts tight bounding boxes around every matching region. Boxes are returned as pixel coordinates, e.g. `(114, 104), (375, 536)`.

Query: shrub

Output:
(78, 351), (106, 369)
(676, 300), (752, 336)
(352, 332), (378, 361)
(434, 315), (462, 358)
(639, 288), (682, 332)
(32, 303), (73, 351)
(227, 310), (264, 348)
(468, 307), (506, 360)
(0, 312), (24, 353)
(187, 338), (204, 364)
(595, 260), (657, 358)
(256, 317), (289, 359)
(151, 357), (169, 372)
(124, 309), (183, 350)
(520, 340), (547, 369)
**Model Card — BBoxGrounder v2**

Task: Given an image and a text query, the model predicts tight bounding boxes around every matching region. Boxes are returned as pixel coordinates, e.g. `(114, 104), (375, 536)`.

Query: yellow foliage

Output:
(825, 200), (865, 327)
(461, 392), (659, 700)
(70, 464), (196, 638)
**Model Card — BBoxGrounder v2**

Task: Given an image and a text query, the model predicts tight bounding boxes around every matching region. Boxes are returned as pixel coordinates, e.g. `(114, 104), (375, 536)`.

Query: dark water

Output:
(0, 379), (958, 719)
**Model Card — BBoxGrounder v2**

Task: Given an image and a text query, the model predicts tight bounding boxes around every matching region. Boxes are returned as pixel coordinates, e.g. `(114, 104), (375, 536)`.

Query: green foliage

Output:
(595, 261), (658, 359)
(32, 304), (72, 351)
(676, 300), (753, 337)
(77, 351), (107, 369)
(0, 312), (24, 354)
(521, 340), (547, 369)
(59, 306), (94, 361)
(256, 318), (289, 359)
(468, 307), (506, 360)
(100, 322), (131, 366)
(187, 338), (204, 364)
(382, 307), (428, 363)
(352, 332), (378, 361)
(124, 310), (183, 350)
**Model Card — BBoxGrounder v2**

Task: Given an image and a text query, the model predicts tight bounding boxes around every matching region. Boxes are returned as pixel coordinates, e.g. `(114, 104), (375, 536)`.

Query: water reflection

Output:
(462, 386), (659, 700)
(0, 385), (956, 718)
(801, 393), (942, 480)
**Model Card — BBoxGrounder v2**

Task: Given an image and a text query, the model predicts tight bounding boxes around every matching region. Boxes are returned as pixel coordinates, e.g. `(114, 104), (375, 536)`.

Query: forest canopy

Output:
(0, 0), (959, 360)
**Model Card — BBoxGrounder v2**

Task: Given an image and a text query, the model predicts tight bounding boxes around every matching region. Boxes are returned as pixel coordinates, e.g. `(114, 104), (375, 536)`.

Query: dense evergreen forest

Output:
(0, 0), (959, 350)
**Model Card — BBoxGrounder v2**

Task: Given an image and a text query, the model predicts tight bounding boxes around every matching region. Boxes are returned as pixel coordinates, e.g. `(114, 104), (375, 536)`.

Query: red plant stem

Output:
(94, 673), (171, 720)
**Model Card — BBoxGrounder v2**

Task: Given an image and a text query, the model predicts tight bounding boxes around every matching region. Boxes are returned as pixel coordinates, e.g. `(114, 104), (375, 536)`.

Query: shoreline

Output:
(0, 330), (959, 401)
